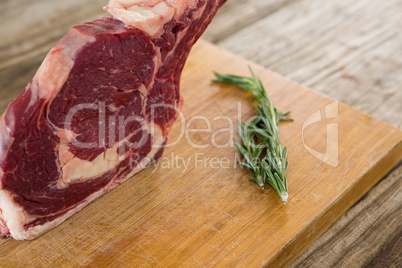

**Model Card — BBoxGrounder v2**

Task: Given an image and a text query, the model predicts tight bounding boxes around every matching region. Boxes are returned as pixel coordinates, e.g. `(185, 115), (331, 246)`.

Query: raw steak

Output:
(0, 0), (226, 240)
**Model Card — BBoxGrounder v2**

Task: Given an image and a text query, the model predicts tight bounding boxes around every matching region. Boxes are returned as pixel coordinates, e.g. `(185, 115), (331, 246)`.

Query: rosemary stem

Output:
(281, 192), (288, 205)
(212, 68), (292, 205)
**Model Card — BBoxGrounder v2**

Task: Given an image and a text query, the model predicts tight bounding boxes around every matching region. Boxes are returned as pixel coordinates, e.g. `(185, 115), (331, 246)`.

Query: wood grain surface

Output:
(0, 0), (401, 266)
(202, 0), (402, 266)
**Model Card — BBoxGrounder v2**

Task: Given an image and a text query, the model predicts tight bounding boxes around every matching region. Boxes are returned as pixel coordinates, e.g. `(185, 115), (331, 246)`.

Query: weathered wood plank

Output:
(365, 226), (402, 268)
(0, 0), (106, 65)
(202, 0), (298, 42)
(289, 164), (402, 267)
(217, 0), (402, 128)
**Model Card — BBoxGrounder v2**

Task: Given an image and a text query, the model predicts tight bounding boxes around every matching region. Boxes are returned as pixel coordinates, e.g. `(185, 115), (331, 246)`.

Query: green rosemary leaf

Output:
(238, 162), (253, 170)
(212, 68), (292, 205)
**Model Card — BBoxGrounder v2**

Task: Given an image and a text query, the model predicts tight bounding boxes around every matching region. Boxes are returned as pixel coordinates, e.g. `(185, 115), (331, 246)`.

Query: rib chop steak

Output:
(0, 0), (226, 240)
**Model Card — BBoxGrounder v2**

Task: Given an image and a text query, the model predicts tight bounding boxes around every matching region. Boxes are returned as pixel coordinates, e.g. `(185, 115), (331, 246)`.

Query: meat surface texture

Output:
(0, 0), (226, 240)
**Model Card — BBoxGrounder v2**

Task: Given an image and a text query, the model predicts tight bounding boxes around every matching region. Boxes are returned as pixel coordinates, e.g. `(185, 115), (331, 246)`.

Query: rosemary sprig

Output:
(212, 68), (293, 205)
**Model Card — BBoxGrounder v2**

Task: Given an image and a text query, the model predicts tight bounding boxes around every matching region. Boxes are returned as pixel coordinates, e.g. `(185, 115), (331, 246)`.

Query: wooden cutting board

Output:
(0, 40), (401, 267)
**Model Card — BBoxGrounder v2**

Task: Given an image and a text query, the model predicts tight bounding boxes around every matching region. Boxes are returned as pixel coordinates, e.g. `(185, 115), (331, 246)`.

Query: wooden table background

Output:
(0, 0), (401, 267)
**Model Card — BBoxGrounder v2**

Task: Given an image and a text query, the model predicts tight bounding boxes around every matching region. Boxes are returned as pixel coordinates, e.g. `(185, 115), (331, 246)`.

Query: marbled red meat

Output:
(0, 0), (226, 240)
